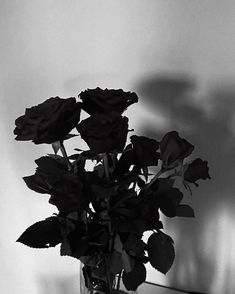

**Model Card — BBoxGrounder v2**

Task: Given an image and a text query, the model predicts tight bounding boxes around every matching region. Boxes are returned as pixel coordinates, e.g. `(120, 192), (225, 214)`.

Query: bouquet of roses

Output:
(14, 88), (210, 294)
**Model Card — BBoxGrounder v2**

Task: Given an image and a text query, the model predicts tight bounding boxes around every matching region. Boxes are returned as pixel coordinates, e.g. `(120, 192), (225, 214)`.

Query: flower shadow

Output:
(135, 73), (235, 294)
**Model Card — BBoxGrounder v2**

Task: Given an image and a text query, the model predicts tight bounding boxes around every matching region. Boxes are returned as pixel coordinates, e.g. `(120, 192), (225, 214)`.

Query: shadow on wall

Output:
(136, 74), (235, 294)
(39, 275), (79, 294)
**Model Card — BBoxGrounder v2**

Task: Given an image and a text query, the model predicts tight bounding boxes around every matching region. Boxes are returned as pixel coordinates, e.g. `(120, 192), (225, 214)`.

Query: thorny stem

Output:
(59, 140), (72, 171)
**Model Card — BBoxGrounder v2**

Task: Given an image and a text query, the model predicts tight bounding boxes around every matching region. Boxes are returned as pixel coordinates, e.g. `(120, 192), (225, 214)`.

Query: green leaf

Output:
(122, 263), (146, 291)
(147, 231), (175, 274)
(17, 217), (62, 248)
(176, 204), (195, 217)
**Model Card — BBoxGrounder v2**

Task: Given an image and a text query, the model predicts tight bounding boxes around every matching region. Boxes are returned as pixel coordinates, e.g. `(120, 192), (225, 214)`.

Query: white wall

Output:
(1, 1), (235, 293)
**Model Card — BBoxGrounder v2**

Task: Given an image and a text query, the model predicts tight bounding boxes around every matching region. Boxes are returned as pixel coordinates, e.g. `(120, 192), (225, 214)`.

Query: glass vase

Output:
(80, 262), (137, 294)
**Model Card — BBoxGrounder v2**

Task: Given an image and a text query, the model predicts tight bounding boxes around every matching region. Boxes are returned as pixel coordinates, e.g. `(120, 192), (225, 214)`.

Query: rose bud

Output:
(79, 87), (138, 115)
(77, 112), (128, 154)
(184, 158), (211, 186)
(160, 131), (194, 169)
(14, 97), (81, 144)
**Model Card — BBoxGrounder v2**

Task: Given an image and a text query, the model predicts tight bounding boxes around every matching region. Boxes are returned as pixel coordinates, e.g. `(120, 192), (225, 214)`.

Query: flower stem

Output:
(59, 140), (72, 171)
(103, 153), (110, 182)
(144, 170), (163, 190)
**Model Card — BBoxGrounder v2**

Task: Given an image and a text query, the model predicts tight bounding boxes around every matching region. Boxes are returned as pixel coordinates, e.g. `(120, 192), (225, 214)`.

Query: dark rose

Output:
(130, 135), (159, 167)
(23, 156), (89, 213)
(160, 131), (194, 168)
(184, 158), (211, 186)
(79, 87), (138, 115)
(77, 112), (129, 154)
(14, 97), (81, 144)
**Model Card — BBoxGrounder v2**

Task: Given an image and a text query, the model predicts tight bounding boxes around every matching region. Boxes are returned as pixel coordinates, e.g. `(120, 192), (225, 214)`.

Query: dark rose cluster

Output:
(14, 86), (211, 294)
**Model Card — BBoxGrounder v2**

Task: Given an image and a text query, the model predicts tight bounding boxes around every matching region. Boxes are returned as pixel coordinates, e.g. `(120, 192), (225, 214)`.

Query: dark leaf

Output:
(145, 220), (163, 231)
(65, 229), (89, 259)
(176, 204), (195, 217)
(68, 153), (80, 160)
(17, 217), (62, 248)
(80, 254), (103, 268)
(23, 175), (50, 194)
(64, 133), (78, 140)
(147, 231), (175, 274)
(123, 234), (144, 258)
(109, 250), (123, 274)
(122, 250), (135, 273)
(122, 263), (146, 291)
(90, 263), (107, 282)
(113, 144), (134, 179)
(35, 156), (67, 175)
(112, 219), (146, 235)
(60, 237), (72, 256)
(159, 188), (184, 218)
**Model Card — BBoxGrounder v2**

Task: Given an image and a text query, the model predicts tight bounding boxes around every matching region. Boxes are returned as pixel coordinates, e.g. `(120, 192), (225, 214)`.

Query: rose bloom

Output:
(160, 131), (194, 168)
(77, 112), (129, 154)
(14, 97), (81, 144)
(130, 135), (159, 167)
(79, 87), (138, 115)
